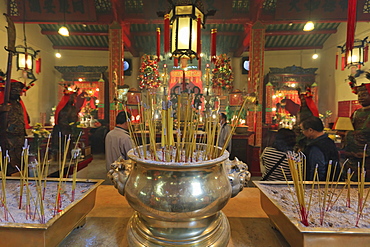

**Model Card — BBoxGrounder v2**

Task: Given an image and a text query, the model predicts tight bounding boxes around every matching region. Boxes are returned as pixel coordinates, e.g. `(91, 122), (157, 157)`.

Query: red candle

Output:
(156, 28), (161, 62)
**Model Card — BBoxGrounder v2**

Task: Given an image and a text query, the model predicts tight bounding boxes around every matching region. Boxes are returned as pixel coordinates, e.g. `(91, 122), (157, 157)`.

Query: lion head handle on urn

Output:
(107, 158), (132, 196)
(224, 158), (251, 197)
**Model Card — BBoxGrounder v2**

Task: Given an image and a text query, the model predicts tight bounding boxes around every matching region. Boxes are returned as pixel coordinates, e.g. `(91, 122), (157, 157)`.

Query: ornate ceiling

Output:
(8, 0), (370, 57)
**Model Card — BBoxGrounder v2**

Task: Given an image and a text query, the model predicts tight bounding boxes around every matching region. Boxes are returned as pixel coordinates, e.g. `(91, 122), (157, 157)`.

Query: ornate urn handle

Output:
(225, 158), (251, 198)
(107, 159), (132, 196)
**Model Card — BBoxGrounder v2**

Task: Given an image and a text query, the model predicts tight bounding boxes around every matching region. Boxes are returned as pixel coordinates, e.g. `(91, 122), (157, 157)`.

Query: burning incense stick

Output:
(19, 147), (26, 209)
(54, 135), (71, 215)
(280, 165), (301, 215)
(320, 161), (332, 225)
(220, 97), (248, 156)
(0, 149), (9, 221)
(327, 160), (347, 211)
(356, 187), (370, 227)
(356, 168), (366, 224)
(347, 168), (352, 208)
(71, 158), (79, 202)
(307, 164), (318, 217)
(15, 165), (44, 223)
(126, 110), (140, 158)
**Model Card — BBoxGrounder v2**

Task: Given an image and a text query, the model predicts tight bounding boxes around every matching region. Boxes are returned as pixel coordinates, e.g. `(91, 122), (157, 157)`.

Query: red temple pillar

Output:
(108, 22), (124, 129)
(247, 21), (265, 146)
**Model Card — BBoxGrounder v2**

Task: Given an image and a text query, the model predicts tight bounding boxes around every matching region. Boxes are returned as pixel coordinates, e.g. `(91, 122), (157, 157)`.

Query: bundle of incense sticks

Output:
(355, 146), (370, 226)
(0, 128), (90, 224)
(12, 131), (82, 222)
(54, 131), (83, 214)
(285, 151), (309, 226)
(125, 92), (250, 162)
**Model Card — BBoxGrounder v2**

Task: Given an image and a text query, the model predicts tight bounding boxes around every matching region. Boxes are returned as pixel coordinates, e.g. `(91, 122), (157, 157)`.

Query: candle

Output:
(205, 64), (210, 87)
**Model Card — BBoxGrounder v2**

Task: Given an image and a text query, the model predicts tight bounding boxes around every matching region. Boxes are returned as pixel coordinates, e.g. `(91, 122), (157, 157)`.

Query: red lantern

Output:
(36, 58), (41, 74)
(156, 28), (161, 62)
(197, 14), (202, 69)
(164, 14), (170, 55)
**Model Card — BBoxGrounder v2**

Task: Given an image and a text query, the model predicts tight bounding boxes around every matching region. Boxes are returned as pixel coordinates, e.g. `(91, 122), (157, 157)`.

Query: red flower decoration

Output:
(211, 54), (234, 90)
(137, 54), (161, 90)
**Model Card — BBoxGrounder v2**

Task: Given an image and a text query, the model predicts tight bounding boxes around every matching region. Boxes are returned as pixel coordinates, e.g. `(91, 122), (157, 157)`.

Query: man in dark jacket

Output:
(300, 116), (339, 181)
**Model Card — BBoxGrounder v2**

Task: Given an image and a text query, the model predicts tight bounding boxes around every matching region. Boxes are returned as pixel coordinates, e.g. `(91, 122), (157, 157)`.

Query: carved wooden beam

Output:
(53, 46), (108, 51)
(41, 30), (108, 36)
(121, 23), (139, 57)
(265, 29), (337, 36)
(234, 25), (251, 57)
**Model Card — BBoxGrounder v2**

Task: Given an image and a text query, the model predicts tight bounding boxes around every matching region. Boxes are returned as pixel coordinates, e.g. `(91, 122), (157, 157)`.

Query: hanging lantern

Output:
(157, 1), (215, 66)
(15, 45), (39, 71)
(58, 26), (69, 36)
(337, 37), (369, 69)
(168, 1), (205, 61)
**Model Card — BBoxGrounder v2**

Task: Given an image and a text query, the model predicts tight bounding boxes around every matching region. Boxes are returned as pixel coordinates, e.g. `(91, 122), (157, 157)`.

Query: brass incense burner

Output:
(109, 143), (249, 246)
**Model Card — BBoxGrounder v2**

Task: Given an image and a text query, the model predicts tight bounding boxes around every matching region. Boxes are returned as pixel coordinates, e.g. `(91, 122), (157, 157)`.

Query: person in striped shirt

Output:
(260, 128), (296, 181)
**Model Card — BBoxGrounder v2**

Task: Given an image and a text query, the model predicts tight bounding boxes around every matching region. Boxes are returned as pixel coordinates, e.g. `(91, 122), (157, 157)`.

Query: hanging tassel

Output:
(182, 70), (186, 92)
(24, 52), (28, 70)
(174, 57), (178, 67)
(197, 14), (202, 69)
(36, 58), (41, 74)
(211, 29), (217, 64)
(198, 41), (202, 70)
(335, 51), (339, 70)
(365, 43), (369, 63)
(346, 0), (357, 54)
(341, 53), (346, 71)
(156, 28), (161, 62)
(19, 99), (31, 129)
(164, 14), (170, 55)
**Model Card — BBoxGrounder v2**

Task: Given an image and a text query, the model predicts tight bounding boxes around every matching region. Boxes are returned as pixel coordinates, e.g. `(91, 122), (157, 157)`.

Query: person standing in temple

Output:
(300, 116), (339, 181)
(0, 79), (30, 175)
(295, 88), (320, 150)
(260, 128), (296, 181)
(343, 80), (370, 181)
(105, 111), (133, 171)
(89, 119), (108, 154)
(218, 113), (232, 153)
(52, 87), (86, 153)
